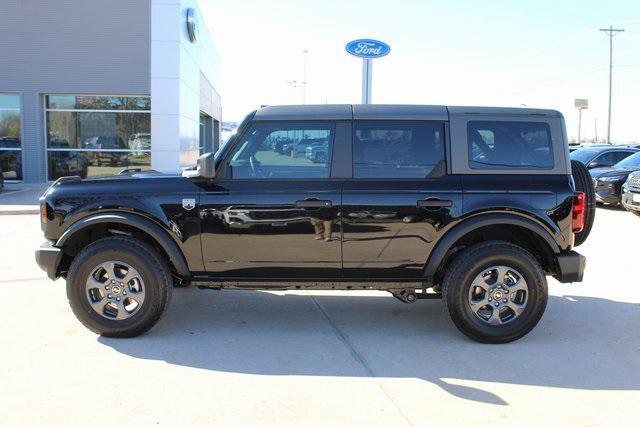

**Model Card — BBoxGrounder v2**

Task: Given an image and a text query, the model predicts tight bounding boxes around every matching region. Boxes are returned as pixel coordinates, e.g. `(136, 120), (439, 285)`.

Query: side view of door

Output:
(341, 106), (462, 280)
(198, 108), (352, 280)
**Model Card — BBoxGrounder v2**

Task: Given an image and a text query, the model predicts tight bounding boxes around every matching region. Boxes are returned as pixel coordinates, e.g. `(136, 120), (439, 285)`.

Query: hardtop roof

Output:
(253, 104), (563, 121)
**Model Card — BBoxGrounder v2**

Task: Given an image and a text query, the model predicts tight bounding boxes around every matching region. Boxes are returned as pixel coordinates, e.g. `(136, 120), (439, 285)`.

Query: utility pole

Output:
(302, 49), (309, 104)
(600, 26), (624, 144)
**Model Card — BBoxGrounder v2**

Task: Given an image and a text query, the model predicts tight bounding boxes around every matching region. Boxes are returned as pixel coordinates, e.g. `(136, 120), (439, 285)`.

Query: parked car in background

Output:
(305, 140), (329, 163)
(84, 136), (128, 166)
(570, 145), (638, 170)
(590, 152), (640, 205)
(282, 138), (327, 157)
(622, 171), (640, 216)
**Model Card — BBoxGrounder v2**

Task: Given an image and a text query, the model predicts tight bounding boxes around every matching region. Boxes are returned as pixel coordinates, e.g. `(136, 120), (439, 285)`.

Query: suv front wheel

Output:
(66, 236), (172, 337)
(443, 241), (548, 343)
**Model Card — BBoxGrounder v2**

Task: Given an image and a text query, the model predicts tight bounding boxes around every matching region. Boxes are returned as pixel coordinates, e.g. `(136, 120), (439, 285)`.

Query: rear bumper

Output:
(35, 242), (62, 281)
(554, 251), (586, 283)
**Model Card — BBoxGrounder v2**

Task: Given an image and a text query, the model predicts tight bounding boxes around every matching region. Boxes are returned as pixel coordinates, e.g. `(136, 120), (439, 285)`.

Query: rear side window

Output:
(467, 121), (554, 170)
(353, 121), (445, 178)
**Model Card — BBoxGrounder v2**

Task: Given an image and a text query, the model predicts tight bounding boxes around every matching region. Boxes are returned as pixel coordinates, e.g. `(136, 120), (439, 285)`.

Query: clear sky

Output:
(200, 0), (640, 143)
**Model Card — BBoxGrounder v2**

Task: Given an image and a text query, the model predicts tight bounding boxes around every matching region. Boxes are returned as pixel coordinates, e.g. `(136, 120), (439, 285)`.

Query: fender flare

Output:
(56, 212), (190, 277)
(423, 213), (560, 281)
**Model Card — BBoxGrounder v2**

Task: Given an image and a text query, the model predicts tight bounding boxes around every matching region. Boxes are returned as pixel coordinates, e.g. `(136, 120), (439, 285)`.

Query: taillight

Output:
(572, 191), (586, 233)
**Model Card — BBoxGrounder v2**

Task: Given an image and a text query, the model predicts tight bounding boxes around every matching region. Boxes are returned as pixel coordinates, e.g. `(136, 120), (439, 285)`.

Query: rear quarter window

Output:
(467, 121), (554, 170)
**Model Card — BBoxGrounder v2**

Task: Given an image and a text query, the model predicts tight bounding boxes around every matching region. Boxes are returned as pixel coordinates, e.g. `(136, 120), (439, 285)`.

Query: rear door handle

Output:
(417, 199), (453, 209)
(295, 199), (332, 208)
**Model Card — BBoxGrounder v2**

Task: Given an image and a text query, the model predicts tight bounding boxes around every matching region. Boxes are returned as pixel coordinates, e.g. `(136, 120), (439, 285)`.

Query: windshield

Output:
(570, 149), (598, 163)
(215, 111), (255, 161)
(614, 152), (640, 169)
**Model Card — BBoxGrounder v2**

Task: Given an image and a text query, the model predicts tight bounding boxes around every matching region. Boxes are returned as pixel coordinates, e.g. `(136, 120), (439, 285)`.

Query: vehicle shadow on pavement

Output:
(99, 289), (640, 406)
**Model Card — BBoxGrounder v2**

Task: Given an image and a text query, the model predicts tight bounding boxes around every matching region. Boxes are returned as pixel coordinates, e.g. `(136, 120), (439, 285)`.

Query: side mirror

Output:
(588, 161), (603, 169)
(197, 153), (216, 179)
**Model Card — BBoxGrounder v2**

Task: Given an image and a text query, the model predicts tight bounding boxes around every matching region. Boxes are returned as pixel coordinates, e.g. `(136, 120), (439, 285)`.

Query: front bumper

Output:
(554, 251), (586, 283)
(594, 181), (622, 204)
(621, 191), (640, 212)
(35, 242), (62, 281)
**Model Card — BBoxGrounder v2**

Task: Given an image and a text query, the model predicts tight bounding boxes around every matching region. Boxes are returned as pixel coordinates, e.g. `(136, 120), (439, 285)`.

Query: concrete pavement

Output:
(1, 206), (639, 426)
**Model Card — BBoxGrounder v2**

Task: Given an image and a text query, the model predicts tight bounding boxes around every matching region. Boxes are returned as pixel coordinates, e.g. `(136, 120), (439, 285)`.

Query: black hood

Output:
(590, 167), (640, 180)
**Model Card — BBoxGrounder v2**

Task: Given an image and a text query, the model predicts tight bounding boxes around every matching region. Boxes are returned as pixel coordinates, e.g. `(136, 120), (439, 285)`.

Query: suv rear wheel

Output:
(443, 241), (547, 343)
(66, 236), (172, 337)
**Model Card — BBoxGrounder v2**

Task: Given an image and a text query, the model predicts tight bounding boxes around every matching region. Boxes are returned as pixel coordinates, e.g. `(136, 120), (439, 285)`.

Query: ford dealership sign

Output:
(345, 39), (391, 59)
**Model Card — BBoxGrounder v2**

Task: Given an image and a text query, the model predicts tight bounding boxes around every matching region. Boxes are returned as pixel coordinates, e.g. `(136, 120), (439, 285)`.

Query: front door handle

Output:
(295, 199), (332, 208)
(417, 199), (452, 209)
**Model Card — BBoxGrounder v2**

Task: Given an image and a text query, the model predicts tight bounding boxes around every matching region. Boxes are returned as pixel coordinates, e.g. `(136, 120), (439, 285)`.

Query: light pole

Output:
(599, 26), (624, 143)
(302, 49), (309, 104)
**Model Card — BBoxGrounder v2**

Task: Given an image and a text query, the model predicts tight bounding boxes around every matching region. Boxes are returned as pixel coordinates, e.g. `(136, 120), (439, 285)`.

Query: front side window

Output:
(468, 121), (554, 170)
(45, 95), (151, 180)
(353, 121), (445, 178)
(227, 122), (333, 179)
(0, 94), (22, 180)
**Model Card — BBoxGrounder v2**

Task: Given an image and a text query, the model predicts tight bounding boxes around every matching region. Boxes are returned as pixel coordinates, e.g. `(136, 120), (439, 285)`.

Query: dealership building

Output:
(0, 0), (222, 183)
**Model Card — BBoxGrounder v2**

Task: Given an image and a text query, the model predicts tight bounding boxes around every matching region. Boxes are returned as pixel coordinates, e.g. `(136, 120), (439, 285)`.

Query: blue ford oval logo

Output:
(345, 39), (391, 59)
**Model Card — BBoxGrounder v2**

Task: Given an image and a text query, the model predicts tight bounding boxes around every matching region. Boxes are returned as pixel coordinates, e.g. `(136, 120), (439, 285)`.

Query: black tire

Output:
(571, 160), (595, 246)
(443, 241), (548, 344)
(66, 236), (172, 337)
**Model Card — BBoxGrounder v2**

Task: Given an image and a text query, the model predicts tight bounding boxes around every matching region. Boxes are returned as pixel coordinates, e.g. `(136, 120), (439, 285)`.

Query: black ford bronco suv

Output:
(36, 105), (594, 343)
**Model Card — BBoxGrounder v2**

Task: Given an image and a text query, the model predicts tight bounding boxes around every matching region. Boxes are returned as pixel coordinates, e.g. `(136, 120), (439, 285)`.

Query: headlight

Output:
(598, 176), (623, 182)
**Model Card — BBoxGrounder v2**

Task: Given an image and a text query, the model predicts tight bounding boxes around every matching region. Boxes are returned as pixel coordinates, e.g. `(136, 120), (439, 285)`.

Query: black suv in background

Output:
(570, 145), (638, 169)
(36, 105), (592, 343)
(591, 152), (640, 205)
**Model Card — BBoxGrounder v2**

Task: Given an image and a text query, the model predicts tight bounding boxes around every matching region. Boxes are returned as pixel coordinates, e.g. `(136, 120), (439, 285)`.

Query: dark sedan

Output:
(571, 145), (638, 169)
(590, 152), (640, 205)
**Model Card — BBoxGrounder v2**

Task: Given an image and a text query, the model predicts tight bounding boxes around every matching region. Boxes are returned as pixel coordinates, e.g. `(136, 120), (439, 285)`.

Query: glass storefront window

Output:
(45, 95), (151, 180)
(0, 94), (22, 180)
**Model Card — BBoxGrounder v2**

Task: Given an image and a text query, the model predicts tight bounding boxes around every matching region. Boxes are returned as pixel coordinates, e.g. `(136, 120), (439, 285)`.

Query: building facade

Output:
(0, 0), (221, 183)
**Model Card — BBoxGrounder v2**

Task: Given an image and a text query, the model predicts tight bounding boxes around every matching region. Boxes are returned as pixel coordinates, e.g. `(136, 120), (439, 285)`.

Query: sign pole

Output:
(577, 108), (583, 145)
(362, 58), (372, 104)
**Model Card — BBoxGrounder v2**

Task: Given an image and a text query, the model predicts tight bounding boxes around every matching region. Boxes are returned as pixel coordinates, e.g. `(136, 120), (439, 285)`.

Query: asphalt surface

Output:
(1, 203), (639, 426)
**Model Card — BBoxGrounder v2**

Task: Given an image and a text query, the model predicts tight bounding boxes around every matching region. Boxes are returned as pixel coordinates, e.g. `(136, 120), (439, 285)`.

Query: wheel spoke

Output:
(469, 297), (489, 313)
(507, 300), (525, 316)
(114, 300), (130, 320)
(508, 277), (528, 293)
(103, 261), (118, 281)
(486, 308), (503, 325)
(471, 276), (490, 291)
(86, 275), (105, 289)
(495, 266), (509, 285)
(121, 270), (137, 285)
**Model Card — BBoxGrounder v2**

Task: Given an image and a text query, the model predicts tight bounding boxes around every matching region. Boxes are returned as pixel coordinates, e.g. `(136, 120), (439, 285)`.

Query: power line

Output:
(600, 26), (624, 143)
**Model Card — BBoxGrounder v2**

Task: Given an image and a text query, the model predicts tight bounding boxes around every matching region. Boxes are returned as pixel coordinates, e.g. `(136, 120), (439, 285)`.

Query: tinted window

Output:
(353, 122), (444, 178)
(570, 149), (598, 163)
(592, 152), (617, 167)
(614, 151), (635, 163)
(468, 121), (554, 169)
(228, 122), (333, 179)
(615, 152), (640, 169)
